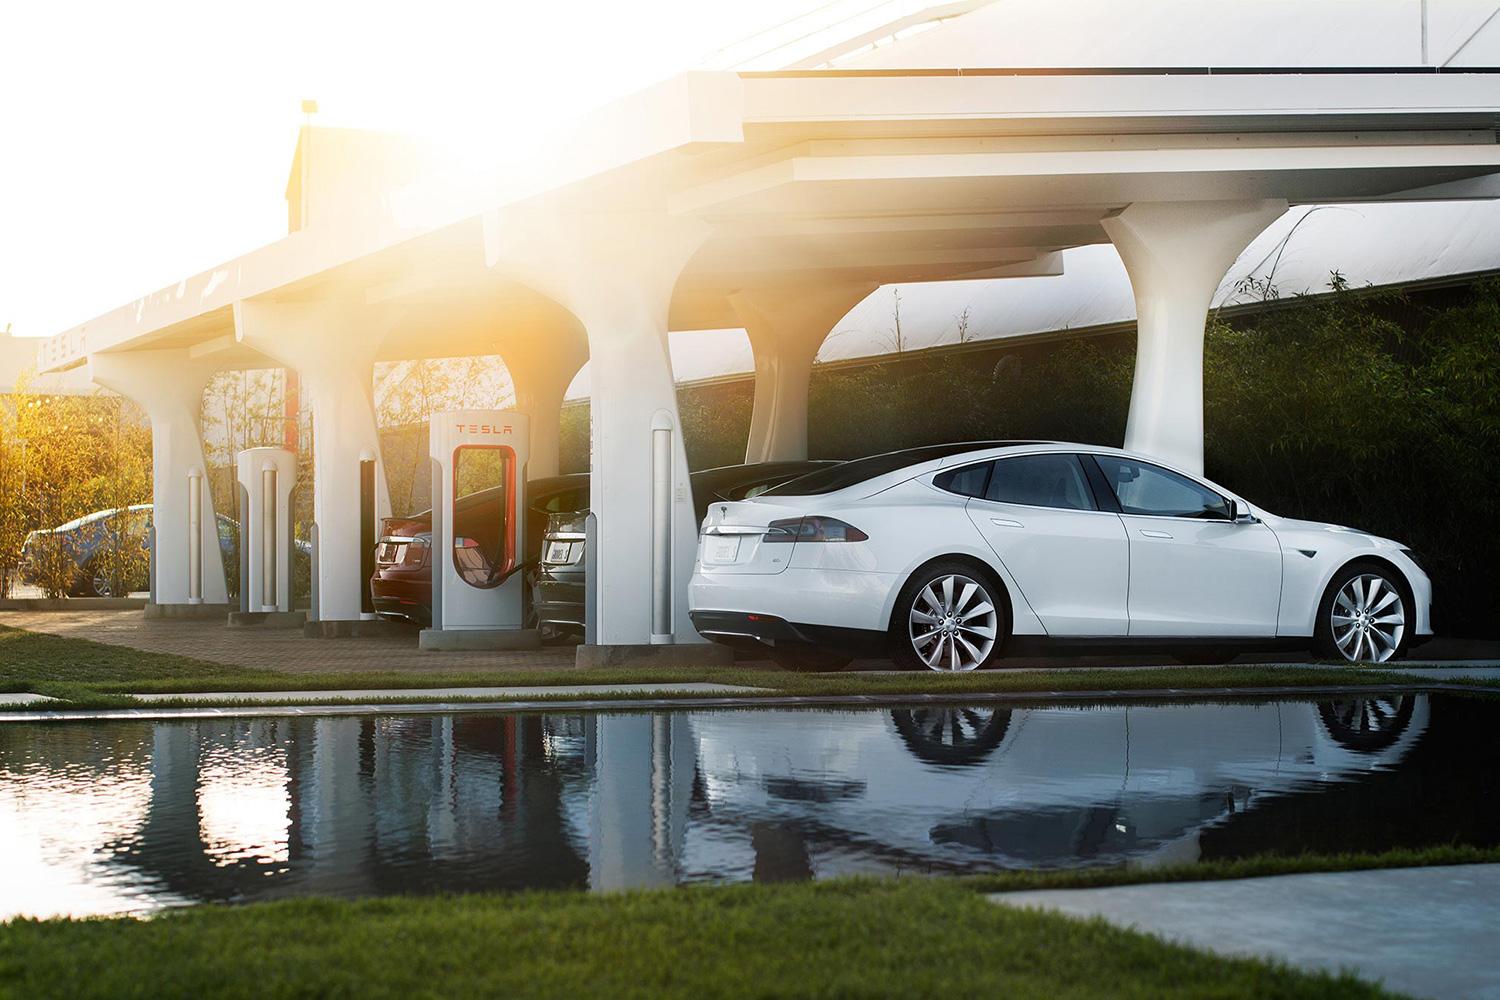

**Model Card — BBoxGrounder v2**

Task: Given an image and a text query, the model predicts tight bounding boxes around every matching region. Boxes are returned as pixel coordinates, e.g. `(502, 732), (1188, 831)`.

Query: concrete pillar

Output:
(484, 208), (728, 658)
(1102, 199), (1286, 475)
(234, 299), (393, 624)
(88, 349), (230, 608)
(504, 327), (587, 480)
(729, 282), (875, 464)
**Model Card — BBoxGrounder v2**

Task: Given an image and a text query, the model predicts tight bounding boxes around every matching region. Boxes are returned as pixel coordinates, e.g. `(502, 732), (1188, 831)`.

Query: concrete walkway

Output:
(993, 864), (1500, 1000)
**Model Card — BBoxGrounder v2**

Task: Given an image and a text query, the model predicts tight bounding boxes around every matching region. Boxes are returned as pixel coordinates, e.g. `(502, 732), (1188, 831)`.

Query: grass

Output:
(0, 877), (1397, 1000)
(1, 623), (1487, 712)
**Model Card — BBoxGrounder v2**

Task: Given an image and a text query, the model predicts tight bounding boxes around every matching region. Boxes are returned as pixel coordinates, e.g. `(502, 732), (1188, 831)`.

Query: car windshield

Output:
(761, 443), (1044, 497)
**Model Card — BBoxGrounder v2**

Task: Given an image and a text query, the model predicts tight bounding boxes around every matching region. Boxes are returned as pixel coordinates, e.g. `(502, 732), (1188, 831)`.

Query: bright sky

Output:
(0, 0), (821, 339)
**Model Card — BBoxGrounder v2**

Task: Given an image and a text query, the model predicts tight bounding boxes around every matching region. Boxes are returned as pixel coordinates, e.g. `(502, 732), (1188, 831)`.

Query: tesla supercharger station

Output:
(418, 410), (540, 651)
(234, 447), (298, 619)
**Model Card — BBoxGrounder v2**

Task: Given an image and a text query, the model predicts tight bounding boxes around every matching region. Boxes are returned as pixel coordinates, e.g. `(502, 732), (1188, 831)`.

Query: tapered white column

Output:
(89, 349), (229, 607)
(234, 299), (392, 623)
(505, 326), (587, 480)
(729, 282), (875, 464)
(1103, 199), (1286, 475)
(486, 208), (711, 650)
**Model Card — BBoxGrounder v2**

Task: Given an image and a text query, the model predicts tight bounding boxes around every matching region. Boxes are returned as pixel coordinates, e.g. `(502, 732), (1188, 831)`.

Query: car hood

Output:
(1258, 511), (1404, 550)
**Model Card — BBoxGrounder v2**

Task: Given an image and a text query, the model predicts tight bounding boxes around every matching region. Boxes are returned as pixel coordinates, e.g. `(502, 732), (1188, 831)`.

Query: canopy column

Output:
(729, 282), (875, 464)
(504, 325), (588, 480)
(88, 349), (229, 612)
(1103, 198), (1285, 475)
(486, 208), (727, 662)
(234, 299), (393, 628)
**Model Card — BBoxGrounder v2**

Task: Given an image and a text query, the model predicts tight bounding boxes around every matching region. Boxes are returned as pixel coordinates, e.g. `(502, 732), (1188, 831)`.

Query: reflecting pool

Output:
(2, 693), (1495, 919)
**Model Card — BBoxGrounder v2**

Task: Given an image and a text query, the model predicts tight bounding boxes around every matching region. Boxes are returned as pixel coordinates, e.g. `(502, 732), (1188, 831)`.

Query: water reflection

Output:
(1, 694), (1496, 919)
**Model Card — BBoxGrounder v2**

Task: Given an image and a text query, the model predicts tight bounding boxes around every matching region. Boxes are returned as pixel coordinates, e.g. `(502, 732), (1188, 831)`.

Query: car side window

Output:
(985, 454), (1096, 511)
(932, 462), (992, 498)
(1093, 456), (1231, 519)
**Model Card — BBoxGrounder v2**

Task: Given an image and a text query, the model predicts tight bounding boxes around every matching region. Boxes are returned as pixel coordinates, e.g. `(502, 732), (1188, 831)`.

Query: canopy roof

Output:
(38, 0), (1500, 385)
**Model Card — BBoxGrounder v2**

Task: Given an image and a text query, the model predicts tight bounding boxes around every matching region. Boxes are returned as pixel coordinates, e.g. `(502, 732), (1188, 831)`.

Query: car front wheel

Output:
(1315, 564), (1410, 664)
(891, 562), (1006, 672)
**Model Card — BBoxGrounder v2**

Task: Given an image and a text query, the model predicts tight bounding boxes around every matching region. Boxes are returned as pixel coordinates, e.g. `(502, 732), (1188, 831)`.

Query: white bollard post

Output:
(649, 412), (674, 645)
(186, 467), (203, 605)
(261, 463), (277, 612)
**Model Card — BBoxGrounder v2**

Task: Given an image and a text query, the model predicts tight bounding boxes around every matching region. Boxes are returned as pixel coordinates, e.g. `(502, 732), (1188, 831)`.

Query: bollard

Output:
(261, 463), (277, 612)
(186, 467), (203, 605)
(650, 413), (674, 644)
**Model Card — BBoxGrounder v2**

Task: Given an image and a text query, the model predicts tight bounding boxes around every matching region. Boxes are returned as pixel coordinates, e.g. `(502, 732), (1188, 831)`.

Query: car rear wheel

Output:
(1315, 563), (1410, 664)
(890, 562), (1006, 672)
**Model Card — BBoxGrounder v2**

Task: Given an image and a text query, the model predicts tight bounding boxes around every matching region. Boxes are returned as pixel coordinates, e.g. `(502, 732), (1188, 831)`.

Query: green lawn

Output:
(0, 622), (1475, 711)
(0, 878), (1395, 1000)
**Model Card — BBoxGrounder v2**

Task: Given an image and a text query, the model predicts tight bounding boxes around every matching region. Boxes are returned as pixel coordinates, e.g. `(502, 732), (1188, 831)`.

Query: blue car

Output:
(19, 504), (246, 598)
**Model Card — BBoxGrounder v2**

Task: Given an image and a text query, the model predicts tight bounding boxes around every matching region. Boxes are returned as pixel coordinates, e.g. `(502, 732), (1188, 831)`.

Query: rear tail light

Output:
(762, 516), (868, 543)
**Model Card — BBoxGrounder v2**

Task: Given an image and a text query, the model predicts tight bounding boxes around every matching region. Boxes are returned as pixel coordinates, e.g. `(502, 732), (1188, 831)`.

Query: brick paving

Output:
(5, 609), (1494, 680)
(0, 609), (587, 676)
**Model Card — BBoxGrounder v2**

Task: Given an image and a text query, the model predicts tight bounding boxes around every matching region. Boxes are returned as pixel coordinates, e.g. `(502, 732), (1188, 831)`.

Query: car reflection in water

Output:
(0, 694), (1467, 919)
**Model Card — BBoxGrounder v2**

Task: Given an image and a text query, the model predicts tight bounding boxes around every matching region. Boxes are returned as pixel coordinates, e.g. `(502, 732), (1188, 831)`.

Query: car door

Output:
(1087, 455), (1281, 637)
(956, 453), (1130, 636)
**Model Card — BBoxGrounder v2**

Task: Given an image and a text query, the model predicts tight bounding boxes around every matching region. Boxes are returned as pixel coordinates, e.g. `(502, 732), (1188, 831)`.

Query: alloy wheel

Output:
(908, 573), (998, 672)
(92, 574), (113, 598)
(1330, 573), (1405, 663)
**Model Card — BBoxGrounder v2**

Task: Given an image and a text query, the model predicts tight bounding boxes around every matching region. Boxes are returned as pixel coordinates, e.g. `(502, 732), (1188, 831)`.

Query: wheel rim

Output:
(1331, 573), (1405, 663)
(93, 574), (112, 598)
(908, 573), (997, 672)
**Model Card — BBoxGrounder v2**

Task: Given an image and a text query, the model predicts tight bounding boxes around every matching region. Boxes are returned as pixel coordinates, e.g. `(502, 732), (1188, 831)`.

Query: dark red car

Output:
(371, 474), (587, 626)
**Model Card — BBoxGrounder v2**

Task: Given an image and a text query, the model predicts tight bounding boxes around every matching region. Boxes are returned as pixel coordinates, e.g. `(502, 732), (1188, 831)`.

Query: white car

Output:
(688, 441), (1432, 670)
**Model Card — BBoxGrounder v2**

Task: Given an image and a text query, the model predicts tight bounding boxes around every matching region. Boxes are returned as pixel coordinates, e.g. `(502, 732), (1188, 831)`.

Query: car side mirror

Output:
(1228, 499), (1255, 524)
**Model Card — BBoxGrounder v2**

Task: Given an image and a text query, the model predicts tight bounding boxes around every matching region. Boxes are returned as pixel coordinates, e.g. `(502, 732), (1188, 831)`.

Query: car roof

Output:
(757, 440), (1232, 500)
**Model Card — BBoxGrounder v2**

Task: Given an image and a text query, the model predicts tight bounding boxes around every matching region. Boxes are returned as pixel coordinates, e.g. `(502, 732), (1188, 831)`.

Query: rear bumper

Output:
(689, 610), (887, 655)
(534, 570), (585, 631)
(689, 567), (897, 632)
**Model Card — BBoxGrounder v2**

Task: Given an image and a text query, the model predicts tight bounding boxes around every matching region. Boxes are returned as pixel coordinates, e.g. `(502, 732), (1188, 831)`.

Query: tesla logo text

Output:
(456, 424), (513, 435)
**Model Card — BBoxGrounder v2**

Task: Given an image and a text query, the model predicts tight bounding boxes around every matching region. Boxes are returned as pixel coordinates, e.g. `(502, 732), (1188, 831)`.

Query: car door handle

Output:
(1140, 529), (1173, 539)
(989, 518), (1024, 529)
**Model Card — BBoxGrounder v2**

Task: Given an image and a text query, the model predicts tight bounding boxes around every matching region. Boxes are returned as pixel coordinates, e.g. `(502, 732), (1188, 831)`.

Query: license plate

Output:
(545, 541), (573, 564)
(705, 535), (741, 564)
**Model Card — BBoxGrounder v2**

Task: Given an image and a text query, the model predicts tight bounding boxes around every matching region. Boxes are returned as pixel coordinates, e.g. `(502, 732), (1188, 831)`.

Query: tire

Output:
(72, 560), (110, 598)
(1314, 562), (1412, 664)
(771, 643), (853, 672)
(889, 560), (1007, 672)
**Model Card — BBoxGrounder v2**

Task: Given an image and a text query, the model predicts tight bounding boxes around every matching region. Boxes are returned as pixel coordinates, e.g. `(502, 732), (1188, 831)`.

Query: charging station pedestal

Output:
(418, 410), (540, 651)
(228, 447), (303, 627)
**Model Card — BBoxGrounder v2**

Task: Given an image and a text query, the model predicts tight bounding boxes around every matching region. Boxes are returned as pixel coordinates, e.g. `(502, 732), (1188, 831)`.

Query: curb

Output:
(0, 680), (1486, 724)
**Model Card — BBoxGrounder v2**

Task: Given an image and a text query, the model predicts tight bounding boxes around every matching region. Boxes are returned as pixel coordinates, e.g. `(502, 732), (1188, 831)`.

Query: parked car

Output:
(371, 462), (836, 630)
(534, 461), (838, 635)
(372, 474), (590, 626)
(19, 504), (252, 598)
(689, 441), (1434, 671)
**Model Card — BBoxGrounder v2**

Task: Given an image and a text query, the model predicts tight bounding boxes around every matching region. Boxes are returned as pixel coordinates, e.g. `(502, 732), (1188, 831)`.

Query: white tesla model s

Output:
(688, 442), (1432, 671)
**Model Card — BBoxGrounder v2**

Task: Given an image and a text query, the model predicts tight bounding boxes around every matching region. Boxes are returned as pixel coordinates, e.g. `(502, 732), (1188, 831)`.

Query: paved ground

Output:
(1, 609), (587, 675)
(2, 609), (1496, 677)
(994, 865), (1500, 1000)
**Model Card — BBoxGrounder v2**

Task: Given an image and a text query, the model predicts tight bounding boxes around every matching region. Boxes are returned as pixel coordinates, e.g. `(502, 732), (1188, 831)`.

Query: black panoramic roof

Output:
(763, 441), (1050, 496)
